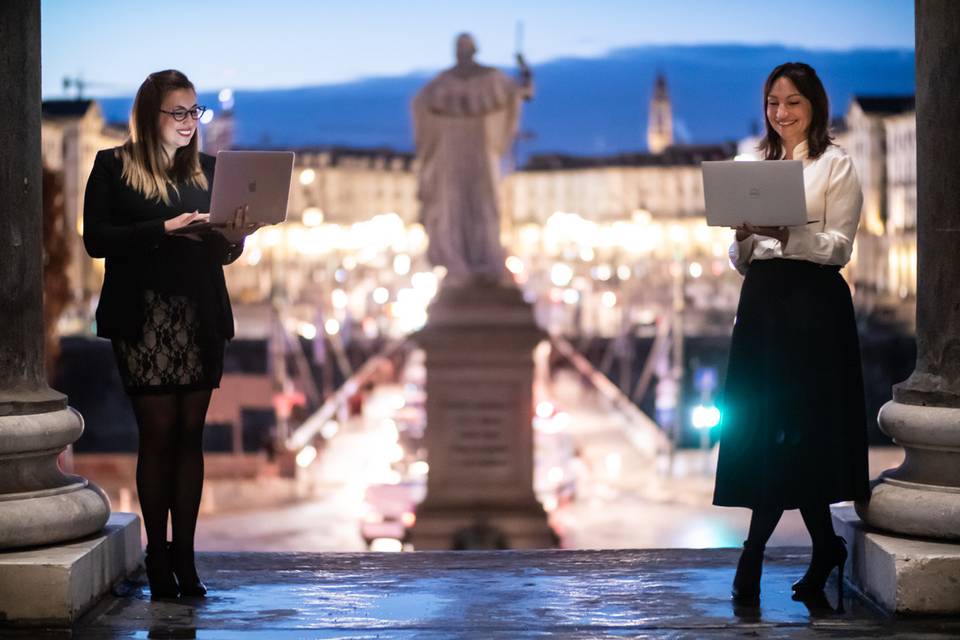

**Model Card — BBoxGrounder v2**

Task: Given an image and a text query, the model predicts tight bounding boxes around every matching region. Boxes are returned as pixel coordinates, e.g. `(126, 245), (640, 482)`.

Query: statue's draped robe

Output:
(413, 68), (524, 278)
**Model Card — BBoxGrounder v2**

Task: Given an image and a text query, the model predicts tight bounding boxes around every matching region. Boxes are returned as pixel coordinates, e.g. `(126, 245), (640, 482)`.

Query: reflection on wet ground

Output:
(12, 548), (957, 639)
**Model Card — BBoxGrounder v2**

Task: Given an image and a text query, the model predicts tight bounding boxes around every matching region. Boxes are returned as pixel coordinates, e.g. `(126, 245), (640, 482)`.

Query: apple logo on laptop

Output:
(248, 181), (257, 193)
(748, 187), (760, 198)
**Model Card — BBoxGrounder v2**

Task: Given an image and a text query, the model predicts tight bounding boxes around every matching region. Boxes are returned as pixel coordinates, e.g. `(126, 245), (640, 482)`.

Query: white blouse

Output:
(729, 140), (864, 274)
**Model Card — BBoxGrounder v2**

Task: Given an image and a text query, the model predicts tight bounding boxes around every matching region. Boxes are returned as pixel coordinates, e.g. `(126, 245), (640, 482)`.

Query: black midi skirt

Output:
(713, 258), (870, 510)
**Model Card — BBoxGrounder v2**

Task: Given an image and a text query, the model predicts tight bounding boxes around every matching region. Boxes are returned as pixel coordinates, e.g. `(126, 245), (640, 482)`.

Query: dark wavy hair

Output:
(119, 69), (207, 204)
(758, 62), (833, 160)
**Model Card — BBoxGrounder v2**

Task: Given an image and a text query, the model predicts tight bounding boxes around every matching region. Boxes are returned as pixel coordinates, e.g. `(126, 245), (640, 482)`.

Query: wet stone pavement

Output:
(10, 548), (960, 639)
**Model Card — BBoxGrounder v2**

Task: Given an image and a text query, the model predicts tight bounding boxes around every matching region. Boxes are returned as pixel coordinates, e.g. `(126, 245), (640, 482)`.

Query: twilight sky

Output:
(41, 0), (914, 98)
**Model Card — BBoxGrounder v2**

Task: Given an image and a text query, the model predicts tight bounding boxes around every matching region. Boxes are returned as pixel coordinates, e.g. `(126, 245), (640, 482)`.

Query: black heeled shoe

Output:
(144, 544), (180, 599)
(792, 536), (847, 604)
(171, 544), (207, 597)
(731, 541), (764, 606)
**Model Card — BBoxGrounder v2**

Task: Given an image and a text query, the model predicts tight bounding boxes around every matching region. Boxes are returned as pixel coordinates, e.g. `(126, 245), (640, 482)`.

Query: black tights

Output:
(131, 389), (212, 554)
(746, 503), (836, 549)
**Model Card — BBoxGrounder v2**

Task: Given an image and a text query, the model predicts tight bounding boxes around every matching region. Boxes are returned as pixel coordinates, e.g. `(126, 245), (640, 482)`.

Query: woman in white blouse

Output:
(712, 62), (870, 608)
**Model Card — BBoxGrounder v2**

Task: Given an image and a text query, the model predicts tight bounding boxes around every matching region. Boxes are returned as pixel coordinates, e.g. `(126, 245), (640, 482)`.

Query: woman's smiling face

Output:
(766, 76), (812, 150)
(157, 88), (199, 158)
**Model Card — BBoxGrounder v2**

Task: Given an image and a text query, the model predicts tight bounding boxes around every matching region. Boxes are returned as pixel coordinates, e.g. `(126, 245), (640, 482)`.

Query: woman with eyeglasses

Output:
(83, 69), (257, 599)
(712, 62), (870, 608)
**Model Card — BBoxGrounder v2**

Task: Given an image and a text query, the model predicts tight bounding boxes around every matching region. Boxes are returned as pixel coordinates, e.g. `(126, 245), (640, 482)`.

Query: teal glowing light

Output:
(691, 404), (722, 430)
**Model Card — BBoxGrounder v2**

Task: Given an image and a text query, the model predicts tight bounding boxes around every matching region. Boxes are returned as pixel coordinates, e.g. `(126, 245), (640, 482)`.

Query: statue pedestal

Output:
(408, 282), (556, 550)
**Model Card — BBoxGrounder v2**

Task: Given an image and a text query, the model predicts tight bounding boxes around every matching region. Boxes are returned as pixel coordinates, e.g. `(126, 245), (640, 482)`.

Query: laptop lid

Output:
(209, 150), (295, 225)
(701, 160), (807, 227)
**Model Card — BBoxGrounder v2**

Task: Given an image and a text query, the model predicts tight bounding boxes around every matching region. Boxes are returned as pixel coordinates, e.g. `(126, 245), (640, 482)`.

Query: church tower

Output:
(647, 73), (673, 154)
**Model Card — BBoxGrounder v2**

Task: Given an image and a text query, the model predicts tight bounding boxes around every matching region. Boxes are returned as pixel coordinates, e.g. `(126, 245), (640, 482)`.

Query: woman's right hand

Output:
(164, 211), (209, 233)
(224, 205), (264, 237)
(733, 224), (753, 241)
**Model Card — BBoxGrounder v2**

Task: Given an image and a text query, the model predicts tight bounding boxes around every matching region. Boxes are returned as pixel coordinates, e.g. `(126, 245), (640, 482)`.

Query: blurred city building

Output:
(41, 86), (919, 343)
(40, 100), (125, 329)
(40, 82), (919, 456)
(843, 95), (917, 322)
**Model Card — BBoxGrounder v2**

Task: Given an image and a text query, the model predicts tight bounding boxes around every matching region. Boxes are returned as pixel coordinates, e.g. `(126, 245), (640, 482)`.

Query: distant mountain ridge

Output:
(97, 44), (915, 160)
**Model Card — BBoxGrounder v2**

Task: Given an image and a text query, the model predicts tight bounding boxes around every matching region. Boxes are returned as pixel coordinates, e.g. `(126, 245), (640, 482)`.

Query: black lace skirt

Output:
(111, 290), (225, 395)
(712, 258), (870, 510)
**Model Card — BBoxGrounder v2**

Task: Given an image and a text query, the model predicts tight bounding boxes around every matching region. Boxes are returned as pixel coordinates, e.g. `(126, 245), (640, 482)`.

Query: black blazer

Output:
(83, 147), (243, 341)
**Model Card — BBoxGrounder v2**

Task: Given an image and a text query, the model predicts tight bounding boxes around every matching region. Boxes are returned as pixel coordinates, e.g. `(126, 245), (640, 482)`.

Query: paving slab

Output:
(4, 548), (958, 639)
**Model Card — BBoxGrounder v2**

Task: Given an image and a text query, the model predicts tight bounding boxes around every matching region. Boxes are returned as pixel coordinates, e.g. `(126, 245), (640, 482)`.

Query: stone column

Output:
(0, 0), (110, 549)
(855, 0), (960, 541)
(408, 282), (556, 550)
(832, 0), (960, 615)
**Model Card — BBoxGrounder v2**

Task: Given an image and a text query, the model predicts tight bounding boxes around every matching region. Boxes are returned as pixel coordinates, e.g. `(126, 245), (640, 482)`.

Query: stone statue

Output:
(412, 33), (533, 281)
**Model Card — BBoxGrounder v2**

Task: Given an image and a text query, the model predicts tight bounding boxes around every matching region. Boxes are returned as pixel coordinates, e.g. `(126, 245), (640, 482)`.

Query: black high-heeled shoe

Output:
(144, 544), (180, 599)
(792, 535), (847, 604)
(171, 543), (207, 597)
(731, 541), (764, 606)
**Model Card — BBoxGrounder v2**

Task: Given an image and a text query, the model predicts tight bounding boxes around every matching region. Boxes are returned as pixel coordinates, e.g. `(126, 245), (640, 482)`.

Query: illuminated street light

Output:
(218, 88), (235, 110)
(370, 538), (403, 552)
(302, 207), (323, 226)
(562, 288), (580, 305)
(409, 461), (429, 477)
(536, 401), (555, 418)
(295, 445), (318, 468)
(505, 255), (524, 274)
(550, 263), (574, 287)
(321, 420), (339, 439)
(411, 271), (438, 294)
(393, 254), (411, 276)
(296, 322), (317, 340)
(299, 169), (316, 186)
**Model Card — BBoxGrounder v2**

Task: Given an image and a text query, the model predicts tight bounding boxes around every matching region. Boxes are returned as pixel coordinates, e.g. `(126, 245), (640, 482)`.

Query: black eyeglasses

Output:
(159, 106), (208, 122)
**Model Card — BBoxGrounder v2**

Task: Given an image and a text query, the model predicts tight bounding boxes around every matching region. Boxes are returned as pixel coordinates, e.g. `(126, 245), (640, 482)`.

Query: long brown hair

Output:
(758, 62), (833, 160)
(118, 69), (208, 204)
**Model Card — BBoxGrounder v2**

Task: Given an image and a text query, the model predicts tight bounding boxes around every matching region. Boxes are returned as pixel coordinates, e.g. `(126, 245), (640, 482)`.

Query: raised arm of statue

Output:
(516, 53), (534, 101)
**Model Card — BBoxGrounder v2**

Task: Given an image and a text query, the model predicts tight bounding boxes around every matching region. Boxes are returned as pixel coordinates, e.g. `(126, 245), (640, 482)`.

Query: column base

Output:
(856, 476), (960, 540)
(0, 407), (111, 549)
(833, 505), (960, 614)
(0, 512), (142, 626)
(0, 481), (112, 549)
(408, 505), (557, 550)
(857, 400), (960, 540)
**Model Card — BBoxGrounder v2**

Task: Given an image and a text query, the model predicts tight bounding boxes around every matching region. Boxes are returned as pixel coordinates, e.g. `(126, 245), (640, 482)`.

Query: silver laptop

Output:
(701, 160), (808, 227)
(172, 150), (295, 233)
